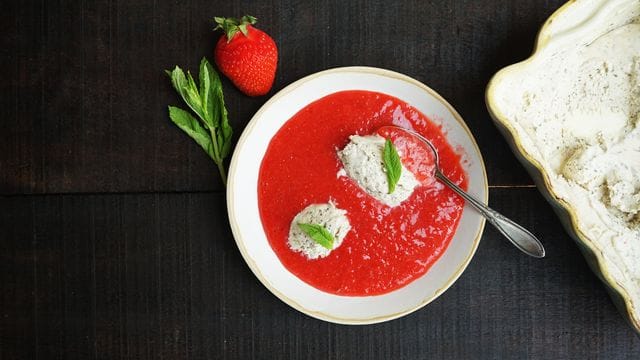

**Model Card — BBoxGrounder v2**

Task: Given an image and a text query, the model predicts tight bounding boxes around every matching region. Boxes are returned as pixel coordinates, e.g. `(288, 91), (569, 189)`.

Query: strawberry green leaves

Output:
(297, 223), (334, 250)
(167, 57), (233, 185)
(383, 138), (402, 194)
(214, 15), (257, 41)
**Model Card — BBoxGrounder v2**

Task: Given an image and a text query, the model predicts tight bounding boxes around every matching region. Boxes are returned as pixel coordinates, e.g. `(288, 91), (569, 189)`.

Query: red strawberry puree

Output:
(258, 90), (467, 296)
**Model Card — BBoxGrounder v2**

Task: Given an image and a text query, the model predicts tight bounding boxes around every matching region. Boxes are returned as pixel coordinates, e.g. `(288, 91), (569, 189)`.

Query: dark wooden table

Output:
(2, 0), (639, 359)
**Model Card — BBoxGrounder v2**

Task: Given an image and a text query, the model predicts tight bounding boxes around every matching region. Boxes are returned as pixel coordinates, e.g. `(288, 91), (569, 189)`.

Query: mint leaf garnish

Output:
(383, 138), (402, 194)
(298, 223), (334, 250)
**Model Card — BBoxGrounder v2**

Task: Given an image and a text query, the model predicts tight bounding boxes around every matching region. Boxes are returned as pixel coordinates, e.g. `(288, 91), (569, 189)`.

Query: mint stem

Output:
(217, 160), (227, 186)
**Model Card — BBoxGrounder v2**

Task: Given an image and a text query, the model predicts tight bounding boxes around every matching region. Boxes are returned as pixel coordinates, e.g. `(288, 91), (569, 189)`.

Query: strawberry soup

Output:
(258, 90), (467, 296)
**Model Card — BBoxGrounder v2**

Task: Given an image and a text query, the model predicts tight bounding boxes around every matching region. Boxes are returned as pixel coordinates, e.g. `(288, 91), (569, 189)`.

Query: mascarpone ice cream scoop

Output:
(337, 134), (420, 207)
(288, 202), (351, 259)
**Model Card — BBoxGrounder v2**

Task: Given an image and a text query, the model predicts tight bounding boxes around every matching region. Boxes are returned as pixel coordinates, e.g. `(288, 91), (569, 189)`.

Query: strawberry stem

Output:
(213, 15), (257, 42)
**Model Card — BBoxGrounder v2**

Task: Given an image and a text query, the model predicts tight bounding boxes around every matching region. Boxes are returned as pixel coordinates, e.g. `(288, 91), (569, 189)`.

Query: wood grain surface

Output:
(2, 0), (640, 359)
(1, 0), (567, 194)
(2, 189), (640, 359)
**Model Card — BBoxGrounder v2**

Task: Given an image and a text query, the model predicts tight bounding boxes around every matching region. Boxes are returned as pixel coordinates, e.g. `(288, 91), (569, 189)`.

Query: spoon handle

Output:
(435, 171), (545, 258)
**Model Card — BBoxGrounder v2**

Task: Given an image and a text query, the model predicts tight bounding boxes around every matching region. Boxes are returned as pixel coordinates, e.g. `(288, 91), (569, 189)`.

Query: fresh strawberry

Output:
(213, 15), (278, 97)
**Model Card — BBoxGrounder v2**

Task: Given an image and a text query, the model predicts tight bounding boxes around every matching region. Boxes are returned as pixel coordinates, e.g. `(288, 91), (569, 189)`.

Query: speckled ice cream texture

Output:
(337, 135), (420, 207)
(492, 17), (640, 310)
(288, 202), (351, 259)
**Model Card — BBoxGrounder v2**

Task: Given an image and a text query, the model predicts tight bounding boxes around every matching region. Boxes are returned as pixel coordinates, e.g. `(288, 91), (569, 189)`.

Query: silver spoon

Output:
(380, 125), (545, 258)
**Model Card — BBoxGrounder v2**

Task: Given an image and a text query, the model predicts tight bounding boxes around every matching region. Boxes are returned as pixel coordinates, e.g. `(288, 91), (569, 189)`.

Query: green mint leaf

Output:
(184, 71), (204, 116)
(169, 66), (206, 122)
(206, 65), (232, 158)
(215, 85), (233, 158)
(168, 66), (188, 96)
(168, 106), (215, 161)
(297, 223), (334, 250)
(383, 138), (402, 194)
(219, 115), (233, 158)
(198, 57), (216, 128)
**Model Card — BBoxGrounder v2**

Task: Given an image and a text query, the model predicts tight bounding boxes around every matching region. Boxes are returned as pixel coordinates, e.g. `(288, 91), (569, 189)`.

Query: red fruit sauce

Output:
(258, 90), (467, 296)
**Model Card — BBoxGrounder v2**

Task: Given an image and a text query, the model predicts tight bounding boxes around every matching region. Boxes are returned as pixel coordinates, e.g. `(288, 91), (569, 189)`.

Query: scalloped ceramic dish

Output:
(228, 67), (487, 324)
(486, 0), (640, 334)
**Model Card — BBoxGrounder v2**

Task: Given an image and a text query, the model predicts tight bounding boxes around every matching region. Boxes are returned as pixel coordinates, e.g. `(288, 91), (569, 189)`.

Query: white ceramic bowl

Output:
(227, 67), (487, 324)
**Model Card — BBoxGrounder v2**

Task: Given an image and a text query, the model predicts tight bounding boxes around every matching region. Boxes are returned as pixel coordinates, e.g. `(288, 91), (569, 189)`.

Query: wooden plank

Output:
(0, 0), (570, 195)
(1, 188), (639, 359)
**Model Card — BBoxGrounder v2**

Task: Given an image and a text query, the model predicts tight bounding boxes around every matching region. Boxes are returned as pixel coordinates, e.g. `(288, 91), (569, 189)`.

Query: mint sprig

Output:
(383, 138), (402, 194)
(298, 223), (334, 250)
(166, 57), (233, 185)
